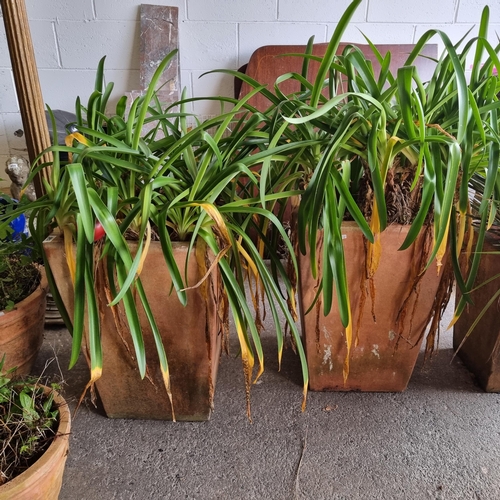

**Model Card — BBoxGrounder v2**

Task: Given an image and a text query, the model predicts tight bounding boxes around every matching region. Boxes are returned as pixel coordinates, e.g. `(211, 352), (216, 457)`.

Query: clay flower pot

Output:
(44, 236), (222, 421)
(0, 386), (71, 500)
(454, 232), (500, 392)
(298, 223), (445, 392)
(0, 270), (47, 376)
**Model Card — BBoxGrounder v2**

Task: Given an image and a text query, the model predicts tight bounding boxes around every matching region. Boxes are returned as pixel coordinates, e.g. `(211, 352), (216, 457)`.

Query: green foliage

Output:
(0, 51), (309, 416)
(0, 357), (60, 485)
(0, 222), (41, 312)
(220, 0), (500, 339)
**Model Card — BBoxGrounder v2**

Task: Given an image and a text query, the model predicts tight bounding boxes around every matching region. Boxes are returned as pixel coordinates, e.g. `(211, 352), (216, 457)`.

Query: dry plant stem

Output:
(394, 224), (434, 348)
(423, 257), (455, 359)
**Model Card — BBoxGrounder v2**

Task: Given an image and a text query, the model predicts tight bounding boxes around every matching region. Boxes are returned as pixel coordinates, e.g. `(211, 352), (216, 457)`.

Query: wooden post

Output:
(1, 0), (52, 197)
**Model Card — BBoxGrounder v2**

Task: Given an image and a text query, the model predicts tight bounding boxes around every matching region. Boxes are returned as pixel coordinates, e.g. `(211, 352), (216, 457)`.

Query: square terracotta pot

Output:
(43, 235), (222, 420)
(298, 222), (444, 392)
(453, 232), (500, 392)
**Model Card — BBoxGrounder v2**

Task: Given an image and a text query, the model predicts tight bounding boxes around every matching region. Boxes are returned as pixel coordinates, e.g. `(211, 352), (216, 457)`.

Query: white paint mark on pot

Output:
(323, 326), (331, 340)
(371, 344), (380, 359)
(322, 345), (333, 371)
(388, 330), (396, 341)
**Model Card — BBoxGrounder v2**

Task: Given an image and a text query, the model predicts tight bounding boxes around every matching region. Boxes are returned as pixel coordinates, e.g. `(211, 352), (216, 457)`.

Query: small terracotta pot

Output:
(43, 236), (223, 421)
(0, 386), (71, 500)
(298, 223), (446, 392)
(0, 270), (47, 376)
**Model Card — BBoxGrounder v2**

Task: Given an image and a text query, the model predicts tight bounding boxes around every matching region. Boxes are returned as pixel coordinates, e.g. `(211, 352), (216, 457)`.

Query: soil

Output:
(0, 255), (41, 311)
(354, 157), (424, 225)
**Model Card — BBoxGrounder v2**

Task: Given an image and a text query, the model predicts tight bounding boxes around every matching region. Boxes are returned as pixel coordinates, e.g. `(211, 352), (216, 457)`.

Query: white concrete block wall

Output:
(0, 0), (499, 189)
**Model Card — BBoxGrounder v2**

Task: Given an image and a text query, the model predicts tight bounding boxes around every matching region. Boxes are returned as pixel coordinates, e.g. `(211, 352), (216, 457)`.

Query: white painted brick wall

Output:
(368, 0), (457, 23)
(0, 117), (10, 190)
(0, 21), (59, 69)
(1, 0), (499, 178)
(330, 23), (415, 44)
(2, 114), (27, 155)
(191, 70), (235, 115)
(38, 69), (106, 112)
(0, 70), (18, 113)
(94, 0), (186, 21)
(238, 22), (328, 66)
(26, 0), (94, 21)
(278, 0), (367, 23)
(457, 0), (500, 22)
(0, 117), (8, 155)
(188, 0), (277, 22)
(56, 21), (140, 70)
(180, 22), (238, 70)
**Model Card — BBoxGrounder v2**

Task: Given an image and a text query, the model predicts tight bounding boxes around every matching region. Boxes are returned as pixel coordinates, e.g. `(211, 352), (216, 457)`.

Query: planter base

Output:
(454, 234), (500, 392)
(44, 237), (222, 420)
(298, 223), (444, 392)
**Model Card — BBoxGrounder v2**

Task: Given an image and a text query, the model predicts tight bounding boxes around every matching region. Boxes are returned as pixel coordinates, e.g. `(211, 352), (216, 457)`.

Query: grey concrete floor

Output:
(34, 306), (500, 500)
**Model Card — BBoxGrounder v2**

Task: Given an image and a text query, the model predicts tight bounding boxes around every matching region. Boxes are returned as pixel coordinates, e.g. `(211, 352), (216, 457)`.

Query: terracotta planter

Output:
(298, 222), (445, 392)
(43, 236), (222, 421)
(0, 270), (47, 376)
(0, 386), (71, 500)
(453, 232), (500, 392)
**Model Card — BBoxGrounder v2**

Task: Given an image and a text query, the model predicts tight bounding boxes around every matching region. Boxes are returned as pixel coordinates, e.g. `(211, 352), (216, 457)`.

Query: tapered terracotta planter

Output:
(298, 222), (445, 392)
(0, 270), (47, 376)
(0, 386), (71, 500)
(43, 235), (222, 421)
(453, 232), (500, 392)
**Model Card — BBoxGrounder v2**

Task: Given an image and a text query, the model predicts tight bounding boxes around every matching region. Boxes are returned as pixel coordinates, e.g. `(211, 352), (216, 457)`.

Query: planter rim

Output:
(0, 385), (71, 496)
(0, 268), (47, 323)
(44, 231), (194, 247)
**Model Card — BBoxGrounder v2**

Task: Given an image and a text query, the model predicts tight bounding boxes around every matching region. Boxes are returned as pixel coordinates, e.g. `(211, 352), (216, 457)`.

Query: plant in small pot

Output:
(0, 357), (71, 500)
(0, 197), (47, 376)
(230, 0), (500, 392)
(4, 51), (308, 421)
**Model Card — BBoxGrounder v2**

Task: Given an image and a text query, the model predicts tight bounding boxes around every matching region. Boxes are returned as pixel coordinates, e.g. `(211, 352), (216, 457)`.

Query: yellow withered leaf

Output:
(342, 303), (353, 384)
(65, 131), (90, 162)
(75, 366), (102, 417)
(367, 200), (382, 279)
(136, 221), (151, 277)
(234, 318), (255, 420)
(63, 226), (76, 285)
(456, 203), (467, 259)
(192, 202), (231, 245)
(435, 221), (450, 276)
(160, 366), (176, 422)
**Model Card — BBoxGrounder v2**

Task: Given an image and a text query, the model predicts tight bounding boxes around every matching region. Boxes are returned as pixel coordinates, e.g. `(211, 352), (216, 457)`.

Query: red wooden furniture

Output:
(236, 42), (437, 106)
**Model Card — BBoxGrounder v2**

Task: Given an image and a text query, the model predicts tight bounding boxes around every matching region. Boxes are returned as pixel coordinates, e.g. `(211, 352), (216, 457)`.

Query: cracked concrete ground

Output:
(34, 301), (500, 500)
